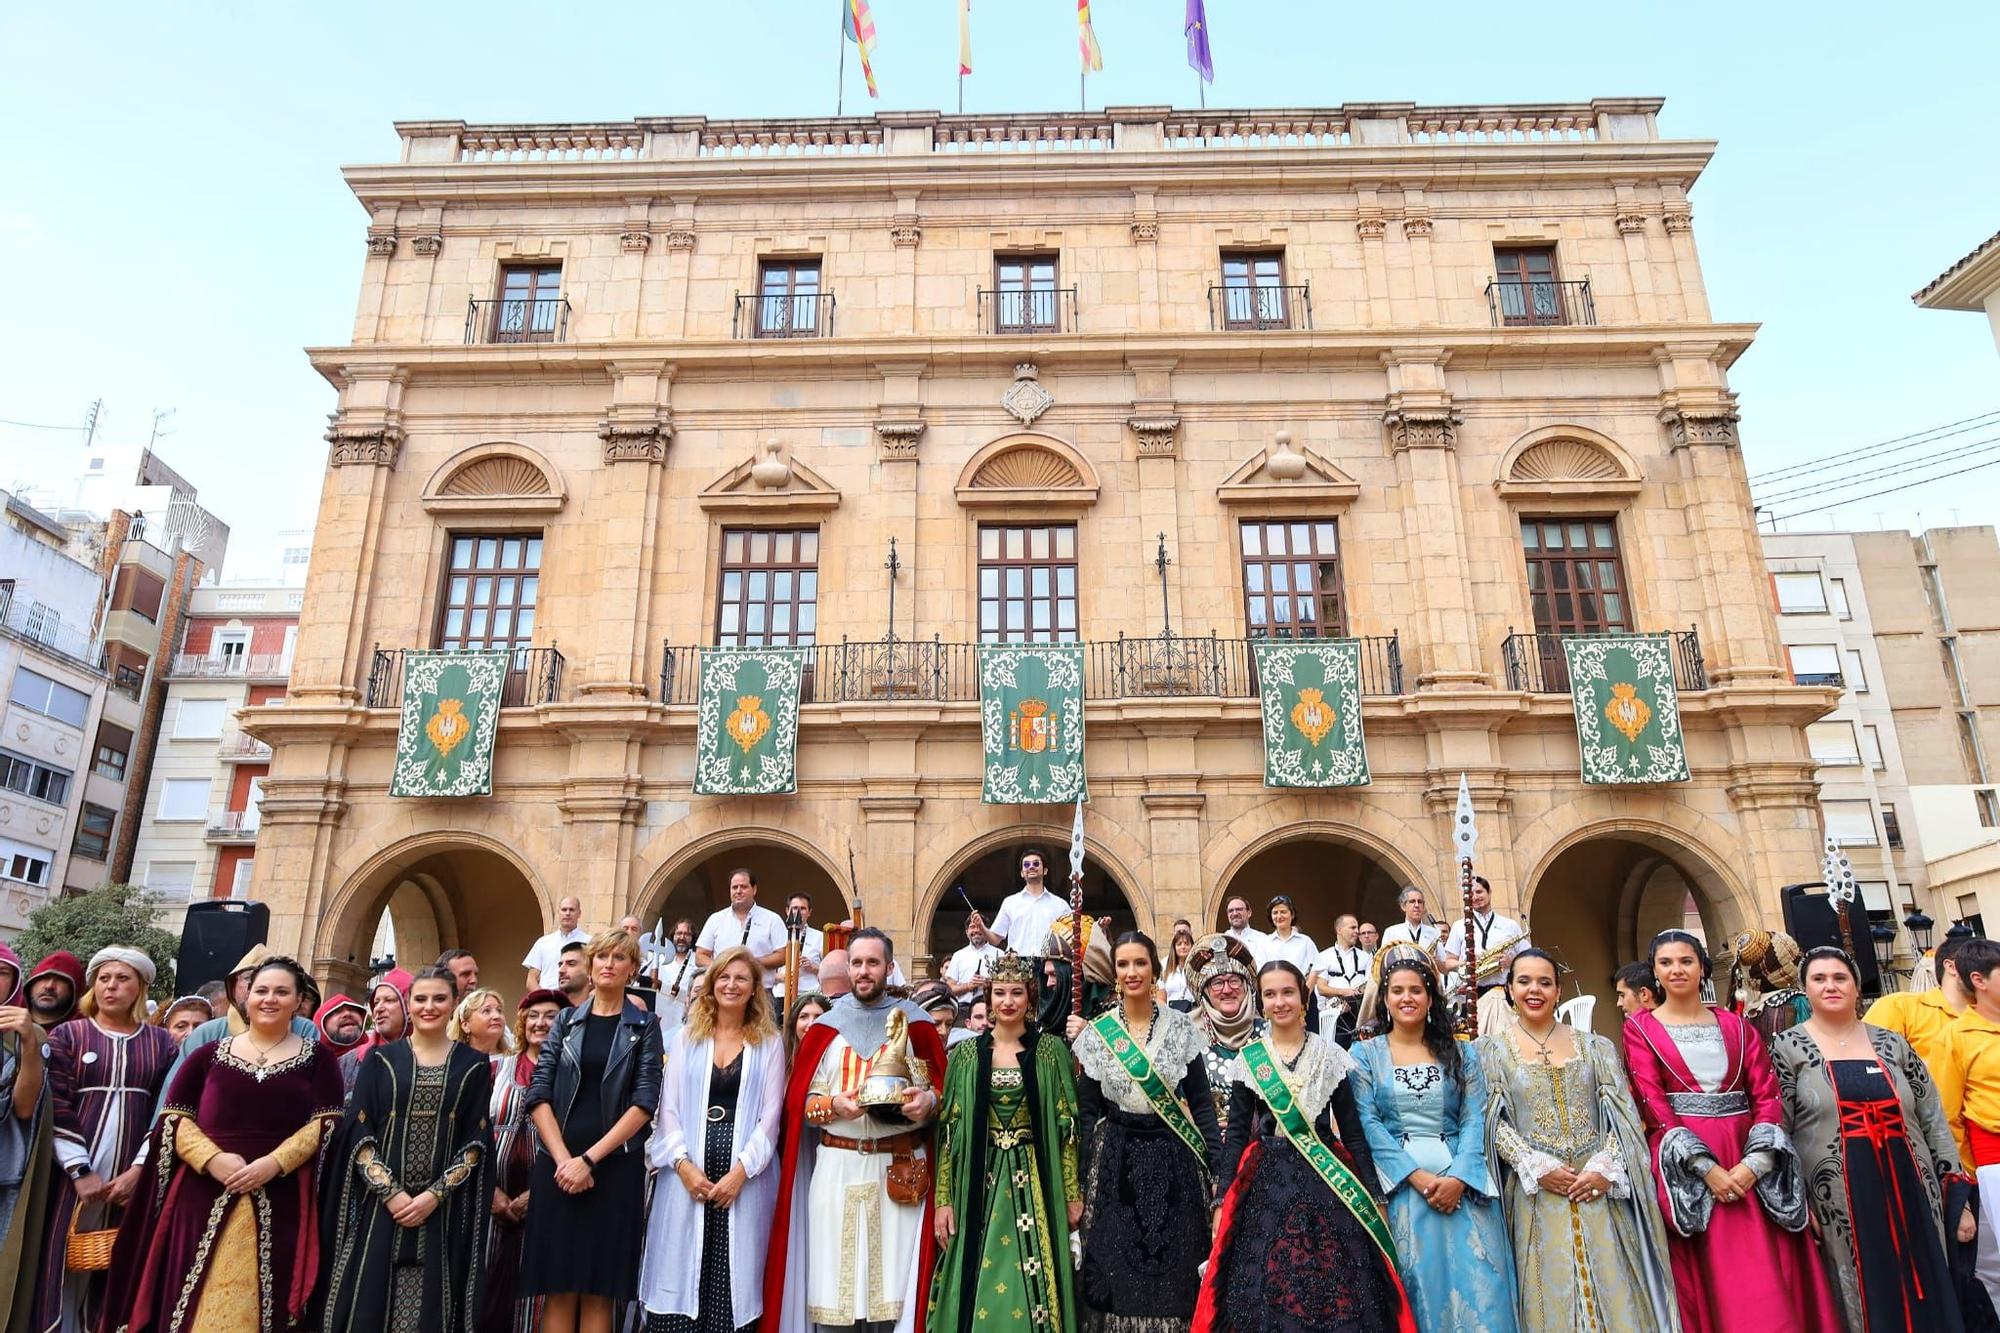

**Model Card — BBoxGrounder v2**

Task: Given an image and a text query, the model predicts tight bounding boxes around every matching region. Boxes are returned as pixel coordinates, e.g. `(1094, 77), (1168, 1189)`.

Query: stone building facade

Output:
(252, 100), (1832, 1006)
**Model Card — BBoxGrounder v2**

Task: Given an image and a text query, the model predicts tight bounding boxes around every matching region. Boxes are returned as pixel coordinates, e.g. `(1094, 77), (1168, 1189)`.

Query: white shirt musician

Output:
(1313, 915), (1373, 1020)
(1260, 895), (1319, 972)
(942, 917), (1001, 997)
(695, 869), (789, 971)
(987, 849), (1072, 958)
(1437, 876), (1524, 991)
(1380, 886), (1443, 955)
(1220, 895), (1271, 960)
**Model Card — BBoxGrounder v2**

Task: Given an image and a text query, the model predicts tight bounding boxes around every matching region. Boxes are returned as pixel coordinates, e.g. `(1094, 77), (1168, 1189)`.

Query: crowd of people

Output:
(0, 855), (1993, 1332)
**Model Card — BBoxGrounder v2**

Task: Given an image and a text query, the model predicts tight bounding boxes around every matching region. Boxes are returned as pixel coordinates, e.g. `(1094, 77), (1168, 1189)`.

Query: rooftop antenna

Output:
(147, 407), (176, 451)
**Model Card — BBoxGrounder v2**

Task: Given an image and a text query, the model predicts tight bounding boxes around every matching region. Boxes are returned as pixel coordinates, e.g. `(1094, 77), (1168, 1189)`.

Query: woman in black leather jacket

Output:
(520, 927), (664, 1333)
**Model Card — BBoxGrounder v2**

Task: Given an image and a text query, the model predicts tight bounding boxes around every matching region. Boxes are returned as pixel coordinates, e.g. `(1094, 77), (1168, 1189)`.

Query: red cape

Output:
(761, 1012), (949, 1333)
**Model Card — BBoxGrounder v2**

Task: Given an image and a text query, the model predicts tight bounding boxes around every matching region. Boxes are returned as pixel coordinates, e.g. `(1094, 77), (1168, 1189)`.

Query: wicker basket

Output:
(65, 1204), (117, 1272)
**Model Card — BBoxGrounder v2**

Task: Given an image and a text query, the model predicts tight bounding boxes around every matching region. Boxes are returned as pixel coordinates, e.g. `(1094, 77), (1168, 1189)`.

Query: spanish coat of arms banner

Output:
(1253, 638), (1371, 788)
(1562, 633), (1692, 785)
(692, 647), (808, 796)
(390, 651), (509, 797)
(979, 644), (1086, 804)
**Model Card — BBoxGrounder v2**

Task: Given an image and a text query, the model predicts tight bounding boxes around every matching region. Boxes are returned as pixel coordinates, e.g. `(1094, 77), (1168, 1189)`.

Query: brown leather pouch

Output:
(885, 1151), (931, 1206)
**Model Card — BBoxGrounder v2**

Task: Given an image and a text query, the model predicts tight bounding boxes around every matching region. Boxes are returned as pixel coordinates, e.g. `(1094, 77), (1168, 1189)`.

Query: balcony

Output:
(660, 632), (1405, 705)
(466, 296), (570, 344)
(977, 288), (1080, 335)
(733, 291), (835, 339)
(171, 653), (288, 680)
(217, 731), (273, 763)
(204, 810), (260, 842)
(1501, 628), (1708, 694)
(1485, 278), (1596, 328)
(1208, 284), (1312, 331)
(0, 592), (104, 676)
(365, 646), (566, 710)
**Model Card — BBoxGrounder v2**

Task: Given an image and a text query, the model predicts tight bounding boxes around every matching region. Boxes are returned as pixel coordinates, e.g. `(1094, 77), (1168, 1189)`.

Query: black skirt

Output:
(1079, 1106), (1212, 1324)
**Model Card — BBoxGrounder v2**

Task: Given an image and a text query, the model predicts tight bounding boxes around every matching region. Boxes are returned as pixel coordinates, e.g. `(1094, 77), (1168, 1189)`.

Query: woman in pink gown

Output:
(1622, 929), (1839, 1333)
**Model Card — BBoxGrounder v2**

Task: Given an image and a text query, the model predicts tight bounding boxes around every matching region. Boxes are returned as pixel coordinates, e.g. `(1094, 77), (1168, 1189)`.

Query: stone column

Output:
(1382, 349), (1485, 689)
(1126, 356), (1184, 634)
(1131, 189), (1161, 329)
(590, 363), (674, 696)
(890, 195), (921, 333)
(1137, 720), (1206, 931)
(1400, 193), (1439, 326)
(1612, 184), (1662, 323)
(1357, 189), (1392, 326)
(1659, 186), (1708, 323)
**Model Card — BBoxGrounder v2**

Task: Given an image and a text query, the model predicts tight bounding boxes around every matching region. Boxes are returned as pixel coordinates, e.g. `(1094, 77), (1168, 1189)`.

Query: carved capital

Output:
(1662, 208), (1694, 233)
(1661, 408), (1740, 449)
(1401, 216), (1433, 240)
(664, 228), (697, 251)
(365, 233), (397, 257)
(874, 420), (926, 461)
(598, 414), (673, 464)
(1384, 409), (1461, 453)
(889, 219), (922, 248)
(1127, 415), (1181, 458)
(410, 234), (443, 257)
(1130, 218), (1159, 243)
(1356, 216), (1387, 241)
(621, 230), (652, 253)
(1615, 212), (1648, 236)
(324, 422), (403, 468)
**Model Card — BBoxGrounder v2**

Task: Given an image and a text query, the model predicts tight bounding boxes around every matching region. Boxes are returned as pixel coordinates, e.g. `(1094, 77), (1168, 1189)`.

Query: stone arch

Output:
(631, 818), (852, 928)
(1494, 424), (1642, 499)
(1206, 811), (1435, 941)
(421, 441), (566, 513)
(1205, 798), (1438, 912)
(1513, 799), (1754, 932)
(954, 432), (1101, 506)
(917, 822), (1145, 967)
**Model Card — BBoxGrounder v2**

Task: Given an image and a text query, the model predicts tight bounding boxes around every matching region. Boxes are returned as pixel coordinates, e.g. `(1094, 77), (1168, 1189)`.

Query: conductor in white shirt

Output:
(986, 848), (1072, 959)
(694, 868), (789, 975)
(523, 895), (591, 989)
(942, 914), (1001, 997)
(1379, 885), (1442, 955)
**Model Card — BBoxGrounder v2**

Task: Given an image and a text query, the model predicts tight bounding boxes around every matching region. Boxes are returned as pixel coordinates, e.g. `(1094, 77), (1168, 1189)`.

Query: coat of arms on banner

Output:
(980, 644), (1085, 804)
(693, 648), (807, 795)
(390, 651), (509, 797)
(1253, 638), (1371, 788)
(1562, 634), (1692, 785)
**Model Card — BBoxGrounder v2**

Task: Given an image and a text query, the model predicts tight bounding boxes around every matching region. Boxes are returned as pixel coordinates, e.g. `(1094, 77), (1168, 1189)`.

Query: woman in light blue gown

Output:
(1350, 946), (1519, 1333)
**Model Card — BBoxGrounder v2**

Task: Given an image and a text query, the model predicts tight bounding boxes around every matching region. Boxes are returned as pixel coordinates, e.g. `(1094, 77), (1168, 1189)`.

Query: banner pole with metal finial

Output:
(1824, 834), (1860, 961)
(1452, 773), (1480, 1039)
(1070, 793), (1087, 1018)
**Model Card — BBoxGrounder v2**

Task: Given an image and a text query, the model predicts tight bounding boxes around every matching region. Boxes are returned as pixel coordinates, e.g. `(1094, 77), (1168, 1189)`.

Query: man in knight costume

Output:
(1186, 933), (1263, 1134)
(762, 927), (949, 1333)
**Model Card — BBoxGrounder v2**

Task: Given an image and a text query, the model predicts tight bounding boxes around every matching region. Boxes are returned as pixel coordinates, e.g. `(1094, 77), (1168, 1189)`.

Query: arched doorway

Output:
(923, 841), (1139, 978)
(1212, 835), (1410, 947)
(1526, 833), (1741, 1026)
(325, 842), (546, 1006)
(637, 842), (847, 953)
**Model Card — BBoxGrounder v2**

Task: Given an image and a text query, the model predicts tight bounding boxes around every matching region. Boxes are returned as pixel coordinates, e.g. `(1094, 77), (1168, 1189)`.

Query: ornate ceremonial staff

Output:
(1452, 773), (1480, 1039)
(783, 900), (805, 1051)
(847, 840), (866, 930)
(1823, 833), (1860, 962)
(955, 885), (991, 996)
(1070, 793), (1087, 1019)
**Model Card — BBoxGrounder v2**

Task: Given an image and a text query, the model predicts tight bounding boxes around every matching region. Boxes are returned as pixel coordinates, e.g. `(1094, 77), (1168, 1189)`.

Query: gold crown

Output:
(990, 952), (1037, 986)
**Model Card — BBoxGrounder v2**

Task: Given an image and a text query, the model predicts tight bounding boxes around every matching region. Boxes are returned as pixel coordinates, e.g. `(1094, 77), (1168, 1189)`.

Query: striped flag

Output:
(842, 0), (880, 99)
(1077, 0), (1103, 72)
(1185, 0), (1213, 83)
(959, 0), (972, 75)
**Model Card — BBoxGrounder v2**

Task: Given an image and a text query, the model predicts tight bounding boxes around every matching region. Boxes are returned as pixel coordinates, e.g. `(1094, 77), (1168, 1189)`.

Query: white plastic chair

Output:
(1555, 994), (1597, 1034)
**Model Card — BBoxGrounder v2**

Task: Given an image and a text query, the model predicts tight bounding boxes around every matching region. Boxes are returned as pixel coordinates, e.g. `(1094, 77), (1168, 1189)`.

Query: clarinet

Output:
(669, 943), (696, 1000)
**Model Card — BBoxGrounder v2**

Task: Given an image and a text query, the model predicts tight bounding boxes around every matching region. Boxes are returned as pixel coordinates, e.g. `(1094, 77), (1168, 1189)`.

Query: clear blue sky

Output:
(2, 1), (1996, 563)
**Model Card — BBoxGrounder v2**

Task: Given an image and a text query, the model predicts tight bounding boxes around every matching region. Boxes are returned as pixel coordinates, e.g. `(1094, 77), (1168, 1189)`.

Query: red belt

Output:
(1968, 1121), (2000, 1169)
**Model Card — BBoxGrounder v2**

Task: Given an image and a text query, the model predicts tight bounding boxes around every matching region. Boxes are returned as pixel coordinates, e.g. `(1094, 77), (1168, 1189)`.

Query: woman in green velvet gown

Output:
(928, 953), (1082, 1333)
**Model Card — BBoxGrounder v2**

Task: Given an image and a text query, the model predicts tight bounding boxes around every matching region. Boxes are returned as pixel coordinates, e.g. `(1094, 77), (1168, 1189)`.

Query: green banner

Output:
(979, 644), (1085, 804)
(390, 651), (509, 797)
(692, 647), (807, 795)
(1563, 634), (1691, 785)
(1253, 638), (1371, 788)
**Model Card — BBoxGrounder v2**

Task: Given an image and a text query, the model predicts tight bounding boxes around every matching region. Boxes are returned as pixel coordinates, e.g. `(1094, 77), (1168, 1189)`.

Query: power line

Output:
(0, 416), (90, 431)
(1770, 453), (2000, 523)
(1755, 433), (2000, 506)
(1747, 408), (2000, 485)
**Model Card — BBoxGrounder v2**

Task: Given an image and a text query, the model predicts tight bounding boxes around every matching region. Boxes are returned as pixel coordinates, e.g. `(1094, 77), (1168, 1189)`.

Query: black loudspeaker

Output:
(1780, 882), (1882, 994)
(174, 900), (270, 994)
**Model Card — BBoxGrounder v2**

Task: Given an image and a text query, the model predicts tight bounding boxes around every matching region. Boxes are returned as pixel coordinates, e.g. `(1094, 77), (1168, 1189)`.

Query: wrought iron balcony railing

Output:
(1208, 283), (1311, 331)
(171, 653), (288, 679)
(466, 296), (571, 344)
(733, 291), (836, 339)
(1501, 628), (1707, 694)
(660, 632), (1405, 705)
(365, 646), (566, 710)
(977, 288), (1080, 335)
(1485, 277), (1595, 327)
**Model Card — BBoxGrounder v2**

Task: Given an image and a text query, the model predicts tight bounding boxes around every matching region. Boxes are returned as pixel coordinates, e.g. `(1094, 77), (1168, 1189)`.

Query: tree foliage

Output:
(13, 884), (179, 1001)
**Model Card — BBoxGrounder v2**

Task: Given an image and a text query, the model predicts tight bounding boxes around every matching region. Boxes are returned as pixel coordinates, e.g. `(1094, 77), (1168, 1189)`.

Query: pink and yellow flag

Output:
(1077, 0), (1103, 72)
(959, 0), (972, 76)
(842, 0), (879, 98)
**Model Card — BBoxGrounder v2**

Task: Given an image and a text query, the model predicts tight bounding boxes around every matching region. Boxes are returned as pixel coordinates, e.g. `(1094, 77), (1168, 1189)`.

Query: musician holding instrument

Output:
(693, 868), (789, 976)
(775, 891), (822, 1008)
(1436, 877), (1525, 997)
(1380, 886), (1443, 955)
(942, 914), (1001, 998)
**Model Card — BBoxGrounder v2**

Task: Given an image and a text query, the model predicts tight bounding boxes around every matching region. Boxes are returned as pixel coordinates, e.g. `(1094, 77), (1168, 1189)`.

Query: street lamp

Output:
(1869, 921), (1898, 993)
(1903, 909), (1935, 955)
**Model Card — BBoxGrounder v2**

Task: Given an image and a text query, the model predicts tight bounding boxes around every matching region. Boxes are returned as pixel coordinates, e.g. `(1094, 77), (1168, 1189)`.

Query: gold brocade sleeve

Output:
(425, 1146), (482, 1201)
(270, 1118), (331, 1177)
(354, 1144), (401, 1200)
(173, 1117), (223, 1175)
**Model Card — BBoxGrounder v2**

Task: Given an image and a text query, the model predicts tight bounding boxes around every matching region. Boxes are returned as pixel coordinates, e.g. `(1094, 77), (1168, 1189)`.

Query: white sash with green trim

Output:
(1241, 1036), (1400, 1265)
(1089, 1010), (1207, 1164)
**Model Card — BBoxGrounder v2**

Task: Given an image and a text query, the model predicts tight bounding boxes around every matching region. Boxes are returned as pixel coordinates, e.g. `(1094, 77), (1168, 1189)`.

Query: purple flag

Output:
(1185, 0), (1214, 83)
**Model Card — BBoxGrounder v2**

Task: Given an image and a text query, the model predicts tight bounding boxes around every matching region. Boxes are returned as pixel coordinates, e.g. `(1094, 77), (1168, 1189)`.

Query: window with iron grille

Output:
(493, 264), (563, 343)
(1220, 251), (1289, 329)
(756, 261), (823, 338)
(72, 804), (114, 862)
(1521, 518), (1629, 634)
(0, 749), (70, 807)
(1493, 245), (1566, 326)
(994, 255), (1060, 333)
(1240, 520), (1345, 637)
(978, 525), (1078, 644)
(436, 533), (542, 651)
(716, 529), (820, 648)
